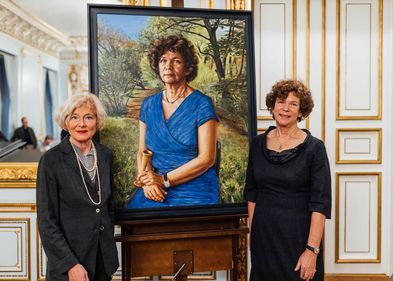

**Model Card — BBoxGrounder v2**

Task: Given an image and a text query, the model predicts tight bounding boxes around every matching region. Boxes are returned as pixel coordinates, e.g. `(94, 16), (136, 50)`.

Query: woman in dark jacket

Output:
(36, 93), (118, 281)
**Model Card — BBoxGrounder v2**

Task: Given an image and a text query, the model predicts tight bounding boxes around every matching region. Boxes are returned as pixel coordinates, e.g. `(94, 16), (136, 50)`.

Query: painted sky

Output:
(97, 14), (150, 40)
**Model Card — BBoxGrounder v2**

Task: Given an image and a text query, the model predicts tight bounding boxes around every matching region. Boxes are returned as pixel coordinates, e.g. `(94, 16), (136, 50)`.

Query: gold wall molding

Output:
(0, 163), (37, 188)
(292, 0), (297, 79)
(335, 172), (381, 263)
(336, 128), (382, 164)
(336, 0), (383, 120)
(322, 0), (326, 142)
(0, 204), (36, 213)
(325, 274), (389, 281)
(0, 218), (31, 280)
(257, 128), (267, 135)
(305, 0), (310, 130)
(227, 0), (246, 10)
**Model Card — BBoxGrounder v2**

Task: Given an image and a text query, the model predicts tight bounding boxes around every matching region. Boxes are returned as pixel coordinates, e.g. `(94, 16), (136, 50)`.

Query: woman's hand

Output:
(138, 170), (164, 187)
(294, 250), (317, 281)
(68, 264), (89, 281)
(142, 184), (167, 202)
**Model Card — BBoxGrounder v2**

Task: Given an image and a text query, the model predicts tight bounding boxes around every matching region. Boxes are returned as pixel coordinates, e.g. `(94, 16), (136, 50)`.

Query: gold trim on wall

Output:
(322, 0), (326, 142)
(257, 116), (273, 120)
(36, 224), (45, 281)
(325, 274), (389, 281)
(0, 204), (36, 213)
(227, 0), (246, 10)
(335, 172), (382, 263)
(0, 218), (31, 280)
(335, 128), (382, 164)
(257, 128), (267, 135)
(208, 0), (214, 9)
(292, 0), (297, 79)
(0, 163), (37, 188)
(304, 0), (310, 130)
(336, 0), (383, 120)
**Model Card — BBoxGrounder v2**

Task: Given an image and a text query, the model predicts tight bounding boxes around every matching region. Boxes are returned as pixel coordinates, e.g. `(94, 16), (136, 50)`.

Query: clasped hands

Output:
(294, 249), (317, 281)
(137, 170), (167, 202)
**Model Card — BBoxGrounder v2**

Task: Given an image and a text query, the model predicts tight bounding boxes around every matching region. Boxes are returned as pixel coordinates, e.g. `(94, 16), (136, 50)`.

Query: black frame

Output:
(88, 4), (256, 220)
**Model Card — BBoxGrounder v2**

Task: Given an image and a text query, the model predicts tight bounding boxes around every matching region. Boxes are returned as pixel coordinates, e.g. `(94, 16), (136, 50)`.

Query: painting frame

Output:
(88, 4), (256, 220)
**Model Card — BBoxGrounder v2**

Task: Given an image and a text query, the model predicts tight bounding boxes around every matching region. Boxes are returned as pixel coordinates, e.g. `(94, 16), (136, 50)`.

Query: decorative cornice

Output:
(0, 0), (69, 56)
(0, 163), (37, 188)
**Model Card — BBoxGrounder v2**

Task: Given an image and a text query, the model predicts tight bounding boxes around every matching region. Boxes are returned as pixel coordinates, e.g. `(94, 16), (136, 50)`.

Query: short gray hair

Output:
(54, 93), (107, 130)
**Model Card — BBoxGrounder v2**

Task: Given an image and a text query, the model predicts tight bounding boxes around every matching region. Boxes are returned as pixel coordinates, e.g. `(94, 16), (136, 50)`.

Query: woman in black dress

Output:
(244, 80), (331, 281)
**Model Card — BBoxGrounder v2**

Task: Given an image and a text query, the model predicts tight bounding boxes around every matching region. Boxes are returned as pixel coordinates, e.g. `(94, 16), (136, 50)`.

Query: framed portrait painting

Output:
(88, 4), (256, 220)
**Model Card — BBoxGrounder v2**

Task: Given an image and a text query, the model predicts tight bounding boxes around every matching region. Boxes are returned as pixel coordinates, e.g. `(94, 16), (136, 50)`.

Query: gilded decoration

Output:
(0, 163), (38, 188)
(237, 218), (248, 281)
(0, 1), (68, 56)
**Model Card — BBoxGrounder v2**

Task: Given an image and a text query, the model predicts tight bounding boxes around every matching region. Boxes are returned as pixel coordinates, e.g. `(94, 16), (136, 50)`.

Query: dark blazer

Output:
(11, 126), (37, 148)
(36, 137), (119, 281)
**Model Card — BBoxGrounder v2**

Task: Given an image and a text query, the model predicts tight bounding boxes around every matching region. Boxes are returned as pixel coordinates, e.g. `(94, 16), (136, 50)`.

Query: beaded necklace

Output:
(70, 141), (101, 205)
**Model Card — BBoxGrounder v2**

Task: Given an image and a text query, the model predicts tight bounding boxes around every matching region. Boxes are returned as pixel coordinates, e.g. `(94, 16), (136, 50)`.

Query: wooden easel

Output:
(116, 214), (248, 281)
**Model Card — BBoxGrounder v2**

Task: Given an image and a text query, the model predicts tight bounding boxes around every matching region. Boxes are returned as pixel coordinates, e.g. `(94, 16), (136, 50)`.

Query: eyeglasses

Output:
(68, 114), (96, 125)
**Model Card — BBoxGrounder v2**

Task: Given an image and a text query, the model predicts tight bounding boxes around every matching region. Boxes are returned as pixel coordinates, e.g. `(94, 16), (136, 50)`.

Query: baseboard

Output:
(325, 274), (389, 281)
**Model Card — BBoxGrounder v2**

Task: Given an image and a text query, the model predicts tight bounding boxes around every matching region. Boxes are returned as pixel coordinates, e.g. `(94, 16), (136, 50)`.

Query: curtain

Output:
(44, 70), (54, 137)
(0, 54), (11, 138)
(47, 69), (58, 138)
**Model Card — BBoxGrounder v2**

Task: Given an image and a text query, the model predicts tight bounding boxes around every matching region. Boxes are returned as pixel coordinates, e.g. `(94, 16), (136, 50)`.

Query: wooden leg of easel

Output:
(125, 242), (131, 281)
(231, 235), (239, 281)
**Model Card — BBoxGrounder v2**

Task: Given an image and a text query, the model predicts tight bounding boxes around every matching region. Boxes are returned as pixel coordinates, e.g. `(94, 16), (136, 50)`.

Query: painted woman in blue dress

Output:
(128, 35), (219, 208)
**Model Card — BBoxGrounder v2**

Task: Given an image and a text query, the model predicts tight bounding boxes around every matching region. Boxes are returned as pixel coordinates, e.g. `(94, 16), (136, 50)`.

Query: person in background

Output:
(244, 79), (331, 281)
(11, 116), (37, 149)
(36, 93), (118, 281)
(39, 135), (54, 152)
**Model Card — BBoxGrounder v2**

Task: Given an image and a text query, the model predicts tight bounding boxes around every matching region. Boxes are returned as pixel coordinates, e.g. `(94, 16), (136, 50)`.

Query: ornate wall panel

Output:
(0, 218), (30, 280)
(335, 173), (381, 263)
(254, 0), (296, 121)
(336, 128), (382, 164)
(35, 230), (45, 281)
(336, 0), (382, 119)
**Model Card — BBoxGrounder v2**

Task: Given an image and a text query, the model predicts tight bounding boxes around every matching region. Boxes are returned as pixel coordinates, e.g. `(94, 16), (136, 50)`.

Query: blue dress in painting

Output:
(127, 90), (219, 208)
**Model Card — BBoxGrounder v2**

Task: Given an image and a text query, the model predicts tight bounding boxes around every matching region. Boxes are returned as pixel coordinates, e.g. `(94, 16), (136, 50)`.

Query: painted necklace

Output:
(70, 141), (101, 205)
(164, 86), (188, 104)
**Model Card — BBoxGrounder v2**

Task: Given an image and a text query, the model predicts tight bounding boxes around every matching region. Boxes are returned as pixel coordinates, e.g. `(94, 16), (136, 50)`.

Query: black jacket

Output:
(11, 126), (37, 148)
(36, 137), (119, 280)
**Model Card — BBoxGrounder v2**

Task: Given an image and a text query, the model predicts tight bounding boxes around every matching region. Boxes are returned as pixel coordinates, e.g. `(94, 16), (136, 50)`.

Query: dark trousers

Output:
(93, 245), (112, 281)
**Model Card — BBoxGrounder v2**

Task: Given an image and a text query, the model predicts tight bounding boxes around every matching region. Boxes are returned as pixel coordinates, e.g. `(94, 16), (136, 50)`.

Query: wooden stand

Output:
(116, 214), (248, 281)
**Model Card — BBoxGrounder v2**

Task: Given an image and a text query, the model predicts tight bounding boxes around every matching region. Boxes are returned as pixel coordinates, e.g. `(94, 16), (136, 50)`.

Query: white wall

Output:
(0, 32), (62, 142)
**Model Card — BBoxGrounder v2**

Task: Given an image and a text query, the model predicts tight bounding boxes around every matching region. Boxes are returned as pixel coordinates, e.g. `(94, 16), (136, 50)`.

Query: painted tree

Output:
(97, 21), (145, 116)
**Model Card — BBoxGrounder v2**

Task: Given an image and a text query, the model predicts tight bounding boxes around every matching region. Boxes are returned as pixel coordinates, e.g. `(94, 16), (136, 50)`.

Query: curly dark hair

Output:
(148, 35), (199, 83)
(266, 79), (314, 122)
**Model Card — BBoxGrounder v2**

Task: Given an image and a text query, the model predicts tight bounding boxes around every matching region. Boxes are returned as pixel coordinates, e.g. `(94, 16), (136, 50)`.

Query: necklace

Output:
(70, 141), (101, 205)
(74, 146), (97, 172)
(164, 86), (188, 104)
(275, 128), (300, 150)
